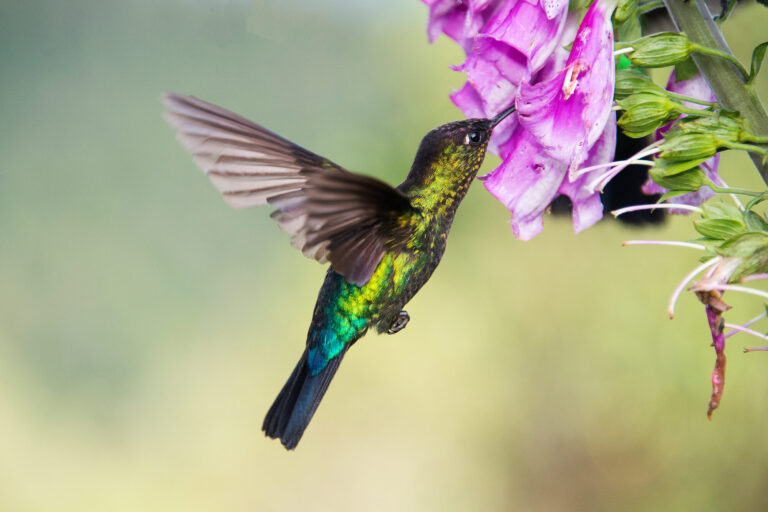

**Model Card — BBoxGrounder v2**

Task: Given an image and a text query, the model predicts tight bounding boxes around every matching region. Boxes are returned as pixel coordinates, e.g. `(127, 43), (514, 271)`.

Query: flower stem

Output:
(678, 105), (718, 117)
(719, 140), (768, 156)
(705, 181), (763, 197)
(741, 133), (768, 144)
(691, 43), (749, 82)
(666, 91), (718, 108)
(662, 0), (768, 184)
(637, 1), (665, 16)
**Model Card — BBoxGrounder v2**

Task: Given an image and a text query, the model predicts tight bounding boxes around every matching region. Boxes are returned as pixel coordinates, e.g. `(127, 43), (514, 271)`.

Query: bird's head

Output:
(404, 105), (516, 188)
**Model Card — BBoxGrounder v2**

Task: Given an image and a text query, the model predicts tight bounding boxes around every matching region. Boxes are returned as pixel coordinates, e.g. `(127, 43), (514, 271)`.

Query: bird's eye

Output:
(465, 131), (483, 145)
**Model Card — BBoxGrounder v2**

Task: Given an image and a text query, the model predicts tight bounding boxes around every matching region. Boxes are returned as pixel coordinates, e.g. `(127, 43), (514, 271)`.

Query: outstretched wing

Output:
(163, 93), (414, 286)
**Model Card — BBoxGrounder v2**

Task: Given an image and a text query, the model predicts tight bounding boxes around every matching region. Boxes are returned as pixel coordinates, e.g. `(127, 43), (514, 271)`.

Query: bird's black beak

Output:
(490, 104), (516, 128)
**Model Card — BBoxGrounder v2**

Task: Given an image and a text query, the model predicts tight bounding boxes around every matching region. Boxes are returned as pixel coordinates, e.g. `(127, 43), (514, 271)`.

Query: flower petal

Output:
(453, 38), (529, 114)
(482, 125), (567, 240)
(558, 116), (617, 233)
(515, 0), (617, 174)
(480, 0), (568, 72)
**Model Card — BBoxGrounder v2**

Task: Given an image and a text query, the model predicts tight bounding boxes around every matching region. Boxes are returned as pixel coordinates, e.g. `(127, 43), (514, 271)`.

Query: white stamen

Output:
(745, 346), (768, 352)
(725, 312), (766, 338)
(724, 323), (768, 341)
(572, 159), (654, 178)
(586, 146), (663, 192)
(622, 240), (706, 250)
(569, 140), (663, 189)
(741, 273), (768, 283)
(613, 47), (635, 56)
(708, 284), (768, 302)
(612, 203), (703, 217)
(668, 257), (721, 319)
(611, 105), (623, 111)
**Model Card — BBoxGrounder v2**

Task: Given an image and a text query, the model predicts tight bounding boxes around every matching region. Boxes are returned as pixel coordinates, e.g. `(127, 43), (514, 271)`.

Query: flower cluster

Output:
(421, 0), (768, 418)
(423, 0), (618, 240)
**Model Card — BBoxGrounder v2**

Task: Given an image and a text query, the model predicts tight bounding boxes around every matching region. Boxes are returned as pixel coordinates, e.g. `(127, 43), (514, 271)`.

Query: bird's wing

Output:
(163, 93), (415, 286)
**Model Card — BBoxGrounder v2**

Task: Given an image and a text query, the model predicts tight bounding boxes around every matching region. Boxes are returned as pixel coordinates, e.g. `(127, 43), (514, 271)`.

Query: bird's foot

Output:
(387, 311), (410, 334)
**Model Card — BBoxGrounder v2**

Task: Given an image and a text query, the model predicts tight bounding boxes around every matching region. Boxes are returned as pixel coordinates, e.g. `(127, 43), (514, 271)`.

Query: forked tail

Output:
(262, 345), (349, 450)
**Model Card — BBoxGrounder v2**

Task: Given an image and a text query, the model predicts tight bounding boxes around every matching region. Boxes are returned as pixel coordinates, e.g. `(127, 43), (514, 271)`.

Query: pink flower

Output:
(423, 0), (618, 239)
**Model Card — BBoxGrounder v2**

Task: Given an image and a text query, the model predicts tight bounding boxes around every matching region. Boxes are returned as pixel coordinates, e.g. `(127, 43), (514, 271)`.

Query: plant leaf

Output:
(675, 57), (700, 82)
(715, 0), (738, 22)
(748, 41), (768, 85)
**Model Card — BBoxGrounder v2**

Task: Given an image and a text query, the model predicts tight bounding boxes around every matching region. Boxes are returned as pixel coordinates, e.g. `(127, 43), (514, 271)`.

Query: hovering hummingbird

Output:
(163, 93), (516, 450)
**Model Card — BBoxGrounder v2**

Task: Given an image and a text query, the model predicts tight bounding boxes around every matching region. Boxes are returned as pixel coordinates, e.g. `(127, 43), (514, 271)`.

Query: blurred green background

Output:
(2, 0), (768, 510)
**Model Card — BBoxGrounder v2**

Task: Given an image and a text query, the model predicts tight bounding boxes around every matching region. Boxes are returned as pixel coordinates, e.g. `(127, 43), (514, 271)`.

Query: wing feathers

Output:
(164, 93), (415, 285)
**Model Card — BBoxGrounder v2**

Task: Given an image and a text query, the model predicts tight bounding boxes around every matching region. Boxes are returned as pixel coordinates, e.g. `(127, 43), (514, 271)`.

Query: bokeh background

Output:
(2, 0), (768, 510)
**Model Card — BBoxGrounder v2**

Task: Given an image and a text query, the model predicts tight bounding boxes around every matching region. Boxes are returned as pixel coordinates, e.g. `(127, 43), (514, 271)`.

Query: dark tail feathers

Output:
(262, 346), (348, 450)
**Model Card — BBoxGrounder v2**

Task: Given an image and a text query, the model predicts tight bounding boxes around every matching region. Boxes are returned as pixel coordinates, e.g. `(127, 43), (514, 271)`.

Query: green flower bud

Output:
(617, 91), (681, 138)
(677, 115), (745, 140)
(659, 133), (720, 161)
(614, 69), (662, 100)
(614, 0), (638, 22)
(650, 165), (704, 192)
(627, 32), (694, 68)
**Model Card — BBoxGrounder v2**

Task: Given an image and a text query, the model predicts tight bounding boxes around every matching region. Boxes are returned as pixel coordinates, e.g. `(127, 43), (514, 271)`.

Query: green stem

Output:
(662, 0), (768, 184)
(667, 91), (718, 107)
(705, 181), (762, 197)
(678, 105), (717, 117)
(692, 43), (750, 81)
(720, 140), (768, 155)
(637, 1), (664, 16)
(741, 133), (768, 144)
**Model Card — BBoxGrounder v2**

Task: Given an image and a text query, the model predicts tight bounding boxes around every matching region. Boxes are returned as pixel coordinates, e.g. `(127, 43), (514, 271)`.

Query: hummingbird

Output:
(163, 93), (516, 450)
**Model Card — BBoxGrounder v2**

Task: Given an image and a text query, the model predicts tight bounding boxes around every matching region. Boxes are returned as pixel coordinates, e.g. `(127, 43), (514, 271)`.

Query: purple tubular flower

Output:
(559, 115), (617, 233)
(515, 0), (617, 175)
(482, 125), (567, 240)
(479, 0), (568, 73)
(422, 0), (502, 46)
(481, 0), (617, 239)
(425, 0), (618, 239)
(483, 114), (616, 240)
(642, 70), (722, 210)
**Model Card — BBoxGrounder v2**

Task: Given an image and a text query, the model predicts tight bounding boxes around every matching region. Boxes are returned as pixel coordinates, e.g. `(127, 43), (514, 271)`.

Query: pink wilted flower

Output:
(642, 71), (722, 211)
(423, 0), (619, 240)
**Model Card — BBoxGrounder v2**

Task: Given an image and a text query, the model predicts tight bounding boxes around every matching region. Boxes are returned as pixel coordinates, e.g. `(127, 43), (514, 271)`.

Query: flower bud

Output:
(614, 0), (638, 22)
(659, 133), (720, 161)
(677, 115), (744, 140)
(626, 32), (694, 68)
(614, 69), (662, 99)
(650, 165), (704, 192)
(617, 91), (681, 138)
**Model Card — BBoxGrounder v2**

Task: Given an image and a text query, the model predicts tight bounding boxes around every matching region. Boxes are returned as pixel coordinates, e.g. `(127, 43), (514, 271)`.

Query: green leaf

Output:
(747, 41), (768, 85)
(745, 211), (768, 232)
(675, 57), (700, 82)
(694, 219), (746, 240)
(614, 11), (641, 43)
(745, 192), (768, 213)
(715, 0), (738, 22)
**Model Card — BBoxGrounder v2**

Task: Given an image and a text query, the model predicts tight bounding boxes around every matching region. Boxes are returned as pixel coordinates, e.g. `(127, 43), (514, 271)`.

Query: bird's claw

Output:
(387, 311), (410, 334)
